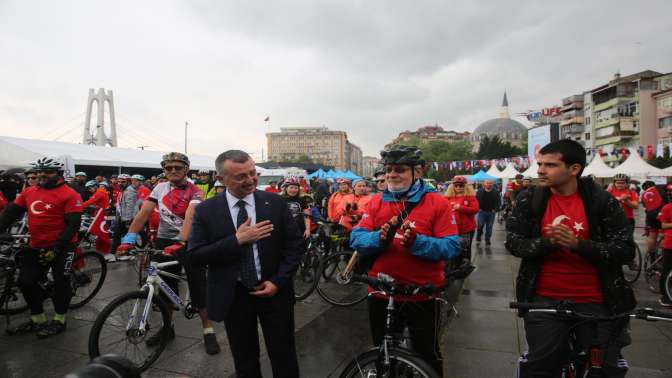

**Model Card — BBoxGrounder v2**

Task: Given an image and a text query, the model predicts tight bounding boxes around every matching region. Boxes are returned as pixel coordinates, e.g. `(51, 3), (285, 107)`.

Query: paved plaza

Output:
(1, 220), (671, 377)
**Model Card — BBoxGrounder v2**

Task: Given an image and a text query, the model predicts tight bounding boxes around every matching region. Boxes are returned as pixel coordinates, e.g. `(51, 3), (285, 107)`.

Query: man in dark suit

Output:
(189, 150), (304, 378)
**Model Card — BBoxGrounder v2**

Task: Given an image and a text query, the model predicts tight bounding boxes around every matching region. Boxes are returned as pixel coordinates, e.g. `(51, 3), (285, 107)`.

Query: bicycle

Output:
(293, 219), (332, 300)
(509, 301), (672, 377)
(339, 264), (476, 378)
(88, 247), (199, 371)
(643, 243), (665, 293)
(0, 234), (107, 319)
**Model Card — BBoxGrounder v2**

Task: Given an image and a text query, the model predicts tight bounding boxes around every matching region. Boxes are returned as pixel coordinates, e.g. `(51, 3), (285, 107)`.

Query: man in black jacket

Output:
(505, 140), (636, 377)
(475, 179), (500, 246)
(189, 150), (304, 378)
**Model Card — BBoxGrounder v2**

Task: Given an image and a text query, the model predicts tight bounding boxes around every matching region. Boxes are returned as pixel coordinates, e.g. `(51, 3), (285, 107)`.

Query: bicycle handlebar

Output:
(352, 264), (475, 296)
(509, 301), (672, 322)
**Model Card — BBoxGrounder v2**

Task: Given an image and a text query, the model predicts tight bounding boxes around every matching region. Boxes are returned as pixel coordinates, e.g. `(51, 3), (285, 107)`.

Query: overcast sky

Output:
(1, 0), (671, 159)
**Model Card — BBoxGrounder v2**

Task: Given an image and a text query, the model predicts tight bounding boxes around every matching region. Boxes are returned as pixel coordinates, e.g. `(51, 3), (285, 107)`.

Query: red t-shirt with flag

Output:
(535, 192), (603, 303)
(14, 184), (83, 248)
(657, 203), (672, 249)
(357, 192), (458, 300)
(607, 188), (638, 219)
(641, 186), (663, 212)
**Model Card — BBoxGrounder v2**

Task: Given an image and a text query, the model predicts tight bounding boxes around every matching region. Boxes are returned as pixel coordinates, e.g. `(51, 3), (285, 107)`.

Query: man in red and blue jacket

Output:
(350, 145), (460, 375)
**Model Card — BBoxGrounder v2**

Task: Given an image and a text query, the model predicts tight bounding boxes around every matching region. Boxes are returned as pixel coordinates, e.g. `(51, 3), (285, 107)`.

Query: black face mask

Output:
(39, 175), (63, 189)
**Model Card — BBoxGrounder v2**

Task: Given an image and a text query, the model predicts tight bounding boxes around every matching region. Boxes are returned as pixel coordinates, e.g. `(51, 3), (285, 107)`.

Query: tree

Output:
(475, 135), (526, 159)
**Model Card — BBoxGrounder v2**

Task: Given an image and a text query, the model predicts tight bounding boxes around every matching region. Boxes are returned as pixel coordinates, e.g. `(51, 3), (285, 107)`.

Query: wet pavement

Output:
(1, 215), (672, 377)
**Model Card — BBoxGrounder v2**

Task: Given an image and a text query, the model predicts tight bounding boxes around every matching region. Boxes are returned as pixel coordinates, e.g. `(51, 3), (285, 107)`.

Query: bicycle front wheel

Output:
(664, 268), (672, 303)
(340, 347), (440, 378)
(316, 251), (368, 307)
(88, 290), (172, 372)
(0, 268), (27, 315)
(293, 250), (320, 301)
(70, 251), (107, 309)
(622, 243), (642, 284)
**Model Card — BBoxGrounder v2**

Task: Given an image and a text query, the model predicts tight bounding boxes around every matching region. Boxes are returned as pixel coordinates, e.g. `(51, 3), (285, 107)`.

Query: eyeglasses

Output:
(26, 176), (37, 180)
(164, 165), (186, 172)
(376, 179), (386, 183)
(385, 166), (410, 174)
(454, 184), (464, 188)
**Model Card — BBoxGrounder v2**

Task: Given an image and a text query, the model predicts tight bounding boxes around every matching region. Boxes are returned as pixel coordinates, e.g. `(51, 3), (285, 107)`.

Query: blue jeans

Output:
(476, 211), (495, 242)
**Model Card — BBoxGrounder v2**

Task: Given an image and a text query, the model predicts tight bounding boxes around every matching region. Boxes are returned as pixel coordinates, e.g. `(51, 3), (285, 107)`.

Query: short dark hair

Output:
(539, 139), (586, 176)
(215, 150), (252, 175)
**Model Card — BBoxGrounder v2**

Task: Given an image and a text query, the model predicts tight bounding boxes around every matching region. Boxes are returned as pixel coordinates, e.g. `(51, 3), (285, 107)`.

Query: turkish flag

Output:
(89, 208), (111, 254)
(642, 187), (663, 211)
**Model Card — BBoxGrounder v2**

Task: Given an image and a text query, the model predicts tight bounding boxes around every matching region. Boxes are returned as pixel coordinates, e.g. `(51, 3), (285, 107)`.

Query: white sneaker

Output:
(104, 254), (117, 263)
(116, 255), (132, 261)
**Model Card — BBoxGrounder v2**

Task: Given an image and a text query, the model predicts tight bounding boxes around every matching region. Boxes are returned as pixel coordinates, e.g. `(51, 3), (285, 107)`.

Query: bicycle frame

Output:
(131, 259), (187, 333)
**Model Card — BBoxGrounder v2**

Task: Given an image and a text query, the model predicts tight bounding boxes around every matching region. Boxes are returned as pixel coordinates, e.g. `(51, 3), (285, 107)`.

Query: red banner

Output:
(88, 208), (111, 254)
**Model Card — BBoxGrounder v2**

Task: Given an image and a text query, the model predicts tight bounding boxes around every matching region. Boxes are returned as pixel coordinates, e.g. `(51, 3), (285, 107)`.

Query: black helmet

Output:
(373, 164), (386, 177)
(380, 145), (425, 167)
(161, 152), (190, 167)
(613, 173), (629, 182)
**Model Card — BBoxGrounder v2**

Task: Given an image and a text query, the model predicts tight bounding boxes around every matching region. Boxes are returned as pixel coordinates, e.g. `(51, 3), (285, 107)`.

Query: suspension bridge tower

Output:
(83, 88), (118, 146)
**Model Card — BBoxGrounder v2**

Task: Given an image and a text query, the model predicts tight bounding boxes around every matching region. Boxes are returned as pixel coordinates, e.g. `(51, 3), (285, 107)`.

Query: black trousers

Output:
(368, 296), (443, 376)
(521, 296), (630, 378)
(224, 283), (299, 378)
(18, 245), (75, 315)
(660, 249), (672, 299)
(110, 219), (129, 254)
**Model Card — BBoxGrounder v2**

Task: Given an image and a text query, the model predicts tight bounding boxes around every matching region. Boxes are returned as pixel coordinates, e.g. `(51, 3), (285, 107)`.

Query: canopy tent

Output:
(581, 154), (614, 178)
(521, 160), (539, 179)
(498, 163), (521, 179)
(469, 170), (500, 182)
(661, 165), (672, 177)
(611, 148), (667, 178)
(0, 135), (217, 171)
(486, 164), (503, 178)
(307, 168), (326, 179)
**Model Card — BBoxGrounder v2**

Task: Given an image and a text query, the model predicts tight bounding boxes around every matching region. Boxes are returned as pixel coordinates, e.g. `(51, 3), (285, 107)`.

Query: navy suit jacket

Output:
(188, 190), (304, 321)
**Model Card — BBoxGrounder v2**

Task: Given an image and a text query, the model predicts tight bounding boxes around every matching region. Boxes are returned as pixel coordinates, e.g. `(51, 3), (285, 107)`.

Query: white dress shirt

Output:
(226, 190), (262, 280)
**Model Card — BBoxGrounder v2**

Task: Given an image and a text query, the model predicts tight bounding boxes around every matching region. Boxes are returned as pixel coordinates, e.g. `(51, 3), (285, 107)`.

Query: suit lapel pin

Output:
(265, 201), (269, 205)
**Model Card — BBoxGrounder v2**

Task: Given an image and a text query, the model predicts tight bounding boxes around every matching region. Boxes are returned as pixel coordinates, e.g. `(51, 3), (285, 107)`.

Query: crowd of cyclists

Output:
(0, 138), (670, 377)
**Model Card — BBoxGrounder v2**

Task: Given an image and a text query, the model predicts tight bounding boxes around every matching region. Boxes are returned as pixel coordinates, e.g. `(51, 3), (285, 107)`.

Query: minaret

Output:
(498, 91), (510, 119)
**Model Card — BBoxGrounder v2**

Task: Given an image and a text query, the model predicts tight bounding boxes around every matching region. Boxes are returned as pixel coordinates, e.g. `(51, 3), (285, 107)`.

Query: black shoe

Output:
(6, 320), (46, 335)
(659, 297), (672, 307)
(485, 240), (491, 246)
(203, 333), (220, 355)
(146, 324), (175, 346)
(36, 321), (66, 338)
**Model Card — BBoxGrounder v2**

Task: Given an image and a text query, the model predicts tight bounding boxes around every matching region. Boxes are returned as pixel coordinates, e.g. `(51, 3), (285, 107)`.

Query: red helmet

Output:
(452, 176), (467, 184)
(336, 178), (352, 185)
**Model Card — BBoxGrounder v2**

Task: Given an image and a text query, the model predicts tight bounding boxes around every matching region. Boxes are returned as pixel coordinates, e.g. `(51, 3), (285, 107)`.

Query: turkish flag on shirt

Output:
(89, 208), (111, 254)
(642, 186), (663, 211)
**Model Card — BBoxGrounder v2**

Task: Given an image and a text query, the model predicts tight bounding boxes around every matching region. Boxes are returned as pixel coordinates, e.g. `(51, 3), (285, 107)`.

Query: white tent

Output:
(581, 154), (615, 178)
(661, 165), (672, 177)
(0, 135), (217, 171)
(521, 160), (538, 178)
(611, 148), (667, 178)
(486, 164), (503, 178)
(498, 162), (520, 179)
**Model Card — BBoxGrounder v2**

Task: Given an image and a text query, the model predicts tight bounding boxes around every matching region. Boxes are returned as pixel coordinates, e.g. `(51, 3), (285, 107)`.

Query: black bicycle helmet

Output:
(380, 145), (425, 167)
(613, 173), (629, 182)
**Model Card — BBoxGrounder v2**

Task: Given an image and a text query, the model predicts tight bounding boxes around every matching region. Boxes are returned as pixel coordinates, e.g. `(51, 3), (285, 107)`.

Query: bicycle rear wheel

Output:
(316, 251), (368, 307)
(340, 347), (440, 378)
(293, 249), (320, 301)
(664, 269), (672, 303)
(622, 243), (642, 284)
(643, 250), (662, 293)
(88, 290), (172, 372)
(70, 251), (107, 309)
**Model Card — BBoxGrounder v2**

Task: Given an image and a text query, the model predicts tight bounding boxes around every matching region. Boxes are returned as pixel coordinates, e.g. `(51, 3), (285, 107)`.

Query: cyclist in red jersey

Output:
(82, 180), (110, 211)
(350, 145), (461, 375)
(607, 173), (639, 233)
(0, 157), (83, 338)
(116, 152), (220, 355)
